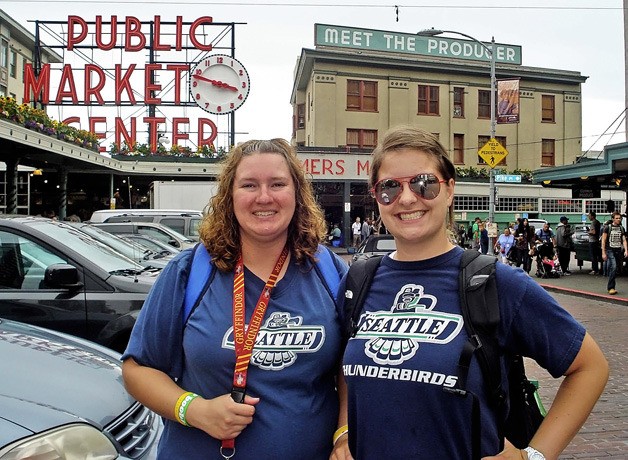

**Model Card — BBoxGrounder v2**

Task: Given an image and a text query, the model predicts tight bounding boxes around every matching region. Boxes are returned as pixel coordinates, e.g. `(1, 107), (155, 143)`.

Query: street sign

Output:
(478, 138), (509, 168)
(494, 174), (521, 183)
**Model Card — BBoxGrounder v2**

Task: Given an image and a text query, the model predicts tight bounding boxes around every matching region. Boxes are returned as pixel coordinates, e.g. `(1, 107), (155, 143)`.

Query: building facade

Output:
(289, 24), (622, 240)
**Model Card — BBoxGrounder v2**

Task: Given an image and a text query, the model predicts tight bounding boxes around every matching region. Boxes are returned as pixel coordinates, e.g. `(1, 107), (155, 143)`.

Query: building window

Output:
(0, 40), (8, 69)
(296, 104), (305, 129)
(477, 136), (507, 165)
(478, 90), (491, 118)
(542, 95), (555, 122)
(453, 87), (464, 117)
(347, 80), (377, 112)
(453, 134), (464, 164)
(541, 139), (555, 166)
(9, 50), (17, 78)
(347, 129), (378, 149)
(418, 85), (439, 115)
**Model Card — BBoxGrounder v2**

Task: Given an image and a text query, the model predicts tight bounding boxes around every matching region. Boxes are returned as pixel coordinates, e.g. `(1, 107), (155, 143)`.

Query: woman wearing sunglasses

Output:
(331, 125), (608, 460)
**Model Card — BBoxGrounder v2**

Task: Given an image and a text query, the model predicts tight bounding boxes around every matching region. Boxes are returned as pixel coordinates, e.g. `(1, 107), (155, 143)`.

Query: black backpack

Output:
(343, 250), (545, 459)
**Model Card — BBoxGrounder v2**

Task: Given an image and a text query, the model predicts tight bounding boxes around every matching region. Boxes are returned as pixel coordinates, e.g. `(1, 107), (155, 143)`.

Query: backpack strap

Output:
(312, 244), (342, 302)
(183, 243), (342, 327)
(447, 250), (503, 460)
(343, 255), (383, 340)
(182, 242), (216, 327)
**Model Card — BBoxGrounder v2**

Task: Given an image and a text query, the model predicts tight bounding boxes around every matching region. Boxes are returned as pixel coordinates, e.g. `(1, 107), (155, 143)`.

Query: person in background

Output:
(514, 218), (534, 273)
(360, 217), (372, 243)
(471, 216), (481, 250)
(330, 223), (342, 245)
(588, 211), (602, 275)
(601, 211), (628, 295)
(351, 217), (362, 247)
(535, 222), (556, 247)
(555, 216), (574, 275)
(121, 139), (348, 459)
(331, 125), (608, 460)
(495, 226), (515, 264)
(479, 221), (489, 254)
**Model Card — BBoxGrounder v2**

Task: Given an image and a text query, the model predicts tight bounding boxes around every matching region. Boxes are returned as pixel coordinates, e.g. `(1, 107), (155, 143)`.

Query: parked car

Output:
(351, 234), (396, 264)
(67, 221), (174, 269)
(0, 215), (159, 352)
(0, 317), (160, 459)
(93, 221), (196, 250)
(89, 209), (202, 241)
(526, 218), (548, 232)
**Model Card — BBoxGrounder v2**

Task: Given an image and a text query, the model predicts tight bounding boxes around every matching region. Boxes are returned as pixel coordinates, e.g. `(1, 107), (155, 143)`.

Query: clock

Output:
(189, 54), (250, 115)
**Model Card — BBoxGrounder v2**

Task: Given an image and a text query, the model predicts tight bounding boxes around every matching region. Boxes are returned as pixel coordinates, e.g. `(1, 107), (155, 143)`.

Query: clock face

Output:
(189, 54), (250, 115)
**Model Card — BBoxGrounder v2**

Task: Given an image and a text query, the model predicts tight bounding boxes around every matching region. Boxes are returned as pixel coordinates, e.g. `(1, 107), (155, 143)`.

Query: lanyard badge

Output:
(220, 246), (289, 459)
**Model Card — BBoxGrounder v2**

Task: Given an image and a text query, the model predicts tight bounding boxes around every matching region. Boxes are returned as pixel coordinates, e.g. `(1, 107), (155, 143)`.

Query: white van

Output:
(88, 209), (203, 241)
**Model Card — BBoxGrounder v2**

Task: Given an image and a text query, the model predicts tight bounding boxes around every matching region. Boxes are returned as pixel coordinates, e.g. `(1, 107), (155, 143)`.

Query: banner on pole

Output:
(497, 79), (520, 124)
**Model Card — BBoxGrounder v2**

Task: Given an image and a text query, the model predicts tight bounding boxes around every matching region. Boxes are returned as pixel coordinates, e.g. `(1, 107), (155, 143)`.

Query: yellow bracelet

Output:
(174, 391), (199, 426)
(333, 424), (349, 445)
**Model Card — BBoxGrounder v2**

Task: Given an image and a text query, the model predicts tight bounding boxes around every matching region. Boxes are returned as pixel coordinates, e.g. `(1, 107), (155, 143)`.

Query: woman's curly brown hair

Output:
(198, 139), (327, 272)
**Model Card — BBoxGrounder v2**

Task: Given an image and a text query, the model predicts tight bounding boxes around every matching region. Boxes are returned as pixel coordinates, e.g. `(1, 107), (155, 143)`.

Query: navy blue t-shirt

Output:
(123, 247), (348, 459)
(342, 246), (585, 459)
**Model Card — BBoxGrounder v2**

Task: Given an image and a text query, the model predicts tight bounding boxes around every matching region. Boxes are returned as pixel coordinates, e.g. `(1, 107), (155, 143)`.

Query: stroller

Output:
(534, 241), (561, 278)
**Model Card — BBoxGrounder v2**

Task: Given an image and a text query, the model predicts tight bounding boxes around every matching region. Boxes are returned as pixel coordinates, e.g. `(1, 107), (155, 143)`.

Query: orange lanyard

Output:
(221, 246), (289, 459)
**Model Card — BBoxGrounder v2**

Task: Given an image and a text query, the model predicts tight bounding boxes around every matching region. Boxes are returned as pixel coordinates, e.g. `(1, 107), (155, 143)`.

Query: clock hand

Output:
(192, 74), (238, 91)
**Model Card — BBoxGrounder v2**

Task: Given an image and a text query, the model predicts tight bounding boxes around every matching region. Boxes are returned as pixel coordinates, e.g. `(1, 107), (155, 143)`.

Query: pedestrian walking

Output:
(556, 216), (574, 275)
(588, 211), (602, 275)
(601, 211), (628, 295)
(351, 217), (362, 247)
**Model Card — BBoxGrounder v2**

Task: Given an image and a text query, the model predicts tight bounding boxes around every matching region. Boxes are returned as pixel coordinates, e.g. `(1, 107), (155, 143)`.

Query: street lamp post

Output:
(417, 29), (497, 246)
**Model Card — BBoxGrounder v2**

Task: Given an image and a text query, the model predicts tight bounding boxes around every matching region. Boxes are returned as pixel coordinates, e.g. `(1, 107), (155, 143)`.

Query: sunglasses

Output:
(371, 173), (447, 205)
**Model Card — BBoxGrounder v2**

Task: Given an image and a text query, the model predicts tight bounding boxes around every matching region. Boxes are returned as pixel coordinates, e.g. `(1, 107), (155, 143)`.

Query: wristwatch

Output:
(524, 446), (546, 460)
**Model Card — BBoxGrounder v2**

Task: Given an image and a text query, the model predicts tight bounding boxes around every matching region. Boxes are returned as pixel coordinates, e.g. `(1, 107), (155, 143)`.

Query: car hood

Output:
(0, 320), (135, 444)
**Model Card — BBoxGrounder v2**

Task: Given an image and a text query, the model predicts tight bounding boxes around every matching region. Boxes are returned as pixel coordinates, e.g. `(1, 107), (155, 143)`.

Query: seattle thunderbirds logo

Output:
(222, 312), (325, 370)
(356, 284), (463, 365)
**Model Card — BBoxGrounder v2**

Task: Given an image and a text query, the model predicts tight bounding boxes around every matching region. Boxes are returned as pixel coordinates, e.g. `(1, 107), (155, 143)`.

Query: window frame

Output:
(453, 133), (465, 164)
(478, 90), (491, 119)
(542, 95), (555, 123)
(418, 84), (440, 115)
(346, 129), (378, 149)
(541, 139), (555, 166)
(453, 87), (465, 118)
(346, 80), (378, 112)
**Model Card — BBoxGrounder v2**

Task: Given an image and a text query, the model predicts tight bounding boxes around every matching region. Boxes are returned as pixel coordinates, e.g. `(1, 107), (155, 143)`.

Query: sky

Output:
(2, 0), (626, 152)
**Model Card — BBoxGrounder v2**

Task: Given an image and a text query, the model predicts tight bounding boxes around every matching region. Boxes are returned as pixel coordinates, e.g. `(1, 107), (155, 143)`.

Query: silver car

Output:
(0, 318), (160, 459)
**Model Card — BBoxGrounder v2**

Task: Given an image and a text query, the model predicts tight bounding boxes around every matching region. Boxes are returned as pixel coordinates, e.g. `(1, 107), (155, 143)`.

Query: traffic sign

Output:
(478, 138), (509, 168)
(494, 174), (522, 183)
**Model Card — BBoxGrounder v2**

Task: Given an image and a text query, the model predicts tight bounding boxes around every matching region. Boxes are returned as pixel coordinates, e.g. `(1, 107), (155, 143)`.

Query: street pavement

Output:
(333, 247), (627, 457)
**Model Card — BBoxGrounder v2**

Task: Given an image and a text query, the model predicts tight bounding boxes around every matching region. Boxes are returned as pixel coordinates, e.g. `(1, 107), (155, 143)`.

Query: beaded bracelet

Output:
(174, 391), (199, 427)
(333, 424), (349, 445)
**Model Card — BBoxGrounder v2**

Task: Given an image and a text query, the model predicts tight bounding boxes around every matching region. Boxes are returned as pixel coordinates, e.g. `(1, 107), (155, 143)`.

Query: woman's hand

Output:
(482, 441), (526, 459)
(330, 435), (353, 460)
(185, 393), (260, 440)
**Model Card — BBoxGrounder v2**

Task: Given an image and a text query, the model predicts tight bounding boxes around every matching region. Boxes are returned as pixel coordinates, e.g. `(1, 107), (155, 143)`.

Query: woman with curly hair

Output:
(122, 139), (348, 459)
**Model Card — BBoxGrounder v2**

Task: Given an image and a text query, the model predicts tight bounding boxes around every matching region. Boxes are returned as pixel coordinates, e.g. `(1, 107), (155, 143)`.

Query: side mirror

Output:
(44, 264), (84, 289)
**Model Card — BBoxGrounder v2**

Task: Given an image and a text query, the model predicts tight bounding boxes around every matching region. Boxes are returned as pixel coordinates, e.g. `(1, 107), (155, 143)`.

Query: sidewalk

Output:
(534, 257), (628, 306)
(331, 246), (628, 306)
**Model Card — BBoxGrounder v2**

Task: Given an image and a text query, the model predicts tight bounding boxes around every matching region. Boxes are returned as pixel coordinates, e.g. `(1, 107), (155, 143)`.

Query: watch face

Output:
(189, 54), (250, 115)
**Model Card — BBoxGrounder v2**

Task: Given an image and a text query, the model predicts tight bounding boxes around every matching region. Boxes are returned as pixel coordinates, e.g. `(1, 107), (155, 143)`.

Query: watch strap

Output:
(524, 446), (546, 460)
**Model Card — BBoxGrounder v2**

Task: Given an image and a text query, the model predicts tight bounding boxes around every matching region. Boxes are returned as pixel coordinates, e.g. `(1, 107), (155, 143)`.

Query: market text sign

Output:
(23, 16), (219, 153)
(315, 24), (522, 65)
(300, 153), (370, 180)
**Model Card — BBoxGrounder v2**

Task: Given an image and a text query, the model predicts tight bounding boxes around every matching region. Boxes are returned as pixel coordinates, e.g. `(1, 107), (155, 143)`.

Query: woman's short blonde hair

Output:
(198, 138), (327, 272)
(370, 125), (457, 236)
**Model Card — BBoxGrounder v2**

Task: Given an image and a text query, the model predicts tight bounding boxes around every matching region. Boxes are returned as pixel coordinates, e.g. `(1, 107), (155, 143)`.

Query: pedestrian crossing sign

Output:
(478, 138), (509, 168)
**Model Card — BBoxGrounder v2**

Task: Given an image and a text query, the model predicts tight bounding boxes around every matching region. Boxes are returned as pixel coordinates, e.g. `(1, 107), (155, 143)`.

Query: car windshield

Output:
(29, 220), (144, 273)
(75, 224), (156, 260)
(375, 239), (396, 251)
